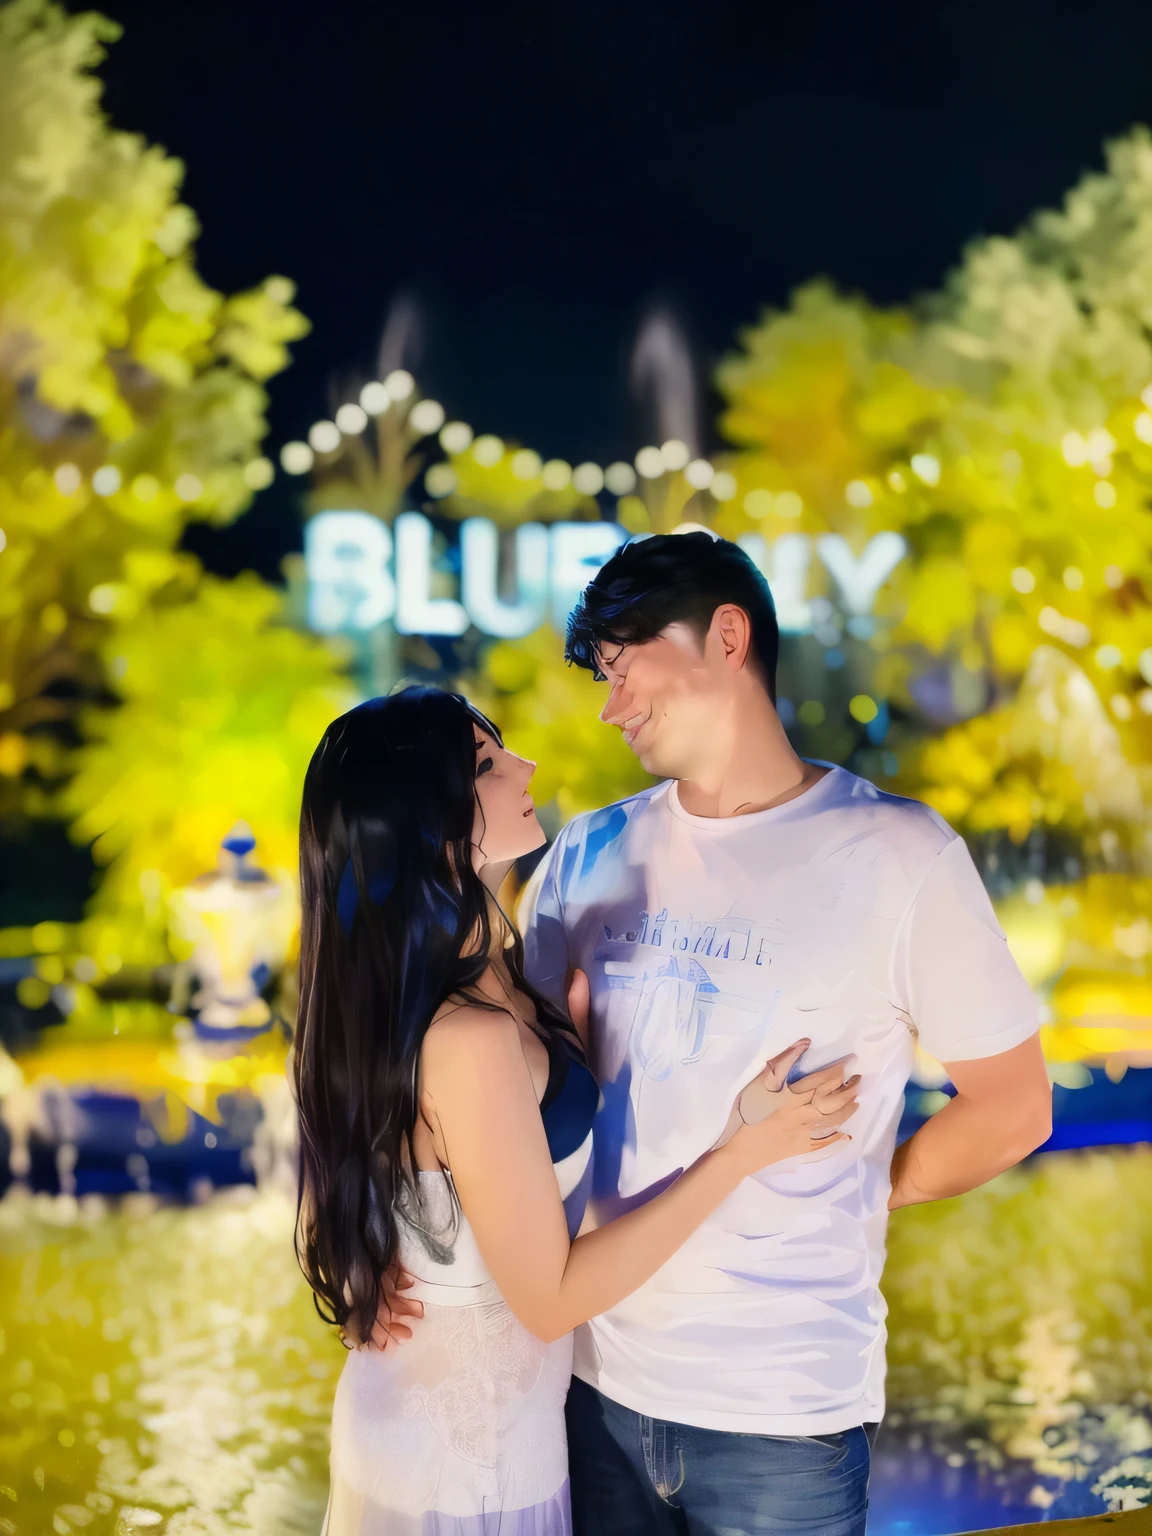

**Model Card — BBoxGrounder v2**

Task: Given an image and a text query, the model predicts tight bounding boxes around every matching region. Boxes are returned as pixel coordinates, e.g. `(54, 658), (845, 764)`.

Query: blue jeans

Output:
(565, 1377), (873, 1536)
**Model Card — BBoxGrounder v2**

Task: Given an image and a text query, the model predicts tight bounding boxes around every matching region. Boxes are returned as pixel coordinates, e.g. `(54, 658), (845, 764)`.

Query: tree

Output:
(0, 0), (310, 817)
(0, 1), (346, 1036)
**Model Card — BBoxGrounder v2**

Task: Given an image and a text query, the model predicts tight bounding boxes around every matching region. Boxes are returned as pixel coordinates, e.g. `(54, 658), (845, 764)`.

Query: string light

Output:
(360, 381), (390, 415)
(280, 442), (314, 475)
(409, 399), (446, 436)
(540, 459), (571, 491)
(604, 462), (636, 495)
(278, 372), (797, 520)
(439, 421), (473, 454)
(53, 463), (81, 495)
(335, 402), (368, 435)
(308, 421), (340, 454)
(425, 464), (458, 498)
(572, 462), (604, 495)
(660, 439), (690, 472)
(384, 369), (415, 401)
(471, 434), (504, 467)
(510, 449), (543, 480)
(242, 459), (274, 491)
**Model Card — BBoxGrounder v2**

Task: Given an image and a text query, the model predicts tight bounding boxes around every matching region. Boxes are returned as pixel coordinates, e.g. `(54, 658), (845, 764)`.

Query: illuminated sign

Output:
(304, 510), (907, 638)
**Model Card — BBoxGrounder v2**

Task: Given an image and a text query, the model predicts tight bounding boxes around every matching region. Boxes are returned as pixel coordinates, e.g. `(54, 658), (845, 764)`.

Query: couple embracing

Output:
(294, 532), (1052, 1536)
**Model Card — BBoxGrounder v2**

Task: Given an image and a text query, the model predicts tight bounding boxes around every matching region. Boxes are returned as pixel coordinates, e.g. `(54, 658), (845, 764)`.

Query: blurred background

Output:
(3, 1), (1152, 1531)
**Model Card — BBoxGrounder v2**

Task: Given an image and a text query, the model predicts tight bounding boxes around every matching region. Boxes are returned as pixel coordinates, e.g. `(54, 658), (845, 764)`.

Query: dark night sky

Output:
(95, 0), (1152, 578)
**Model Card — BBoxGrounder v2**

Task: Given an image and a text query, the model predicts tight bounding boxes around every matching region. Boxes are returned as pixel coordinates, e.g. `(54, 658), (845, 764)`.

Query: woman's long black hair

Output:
(293, 685), (576, 1344)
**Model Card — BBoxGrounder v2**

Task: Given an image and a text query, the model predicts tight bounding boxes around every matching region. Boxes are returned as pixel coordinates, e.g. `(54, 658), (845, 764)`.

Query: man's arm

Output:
(889, 1032), (1051, 1210)
(890, 833), (1052, 1212)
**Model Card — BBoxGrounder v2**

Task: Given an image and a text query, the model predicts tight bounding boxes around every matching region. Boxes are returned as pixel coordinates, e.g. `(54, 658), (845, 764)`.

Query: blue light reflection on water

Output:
(869, 1431), (1108, 1533)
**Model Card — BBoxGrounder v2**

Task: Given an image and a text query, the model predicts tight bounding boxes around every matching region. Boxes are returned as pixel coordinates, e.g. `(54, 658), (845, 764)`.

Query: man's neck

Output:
(674, 693), (829, 819)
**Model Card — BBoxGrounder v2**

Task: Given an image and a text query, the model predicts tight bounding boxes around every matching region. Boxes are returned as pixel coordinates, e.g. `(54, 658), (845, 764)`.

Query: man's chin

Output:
(632, 742), (669, 777)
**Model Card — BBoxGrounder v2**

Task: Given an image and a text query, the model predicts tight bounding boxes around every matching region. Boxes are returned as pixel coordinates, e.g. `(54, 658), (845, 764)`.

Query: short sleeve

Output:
(519, 825), (572, 1014)
(894, 835), (1040, 1063)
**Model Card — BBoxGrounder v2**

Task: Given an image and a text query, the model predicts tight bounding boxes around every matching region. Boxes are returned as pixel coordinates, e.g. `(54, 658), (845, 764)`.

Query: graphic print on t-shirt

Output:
(600, 909), (786, 1068)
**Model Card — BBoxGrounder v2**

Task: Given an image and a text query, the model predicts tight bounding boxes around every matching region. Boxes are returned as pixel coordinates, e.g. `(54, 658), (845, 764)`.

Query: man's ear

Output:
(711, 604), (753, 670)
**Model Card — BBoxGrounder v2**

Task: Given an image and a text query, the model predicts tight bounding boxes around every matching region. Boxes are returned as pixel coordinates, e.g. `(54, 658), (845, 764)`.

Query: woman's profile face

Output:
(471, 726), (546, 870)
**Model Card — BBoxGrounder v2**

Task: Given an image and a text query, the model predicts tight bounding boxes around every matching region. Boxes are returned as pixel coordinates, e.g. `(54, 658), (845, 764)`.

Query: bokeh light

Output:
(308, 420), (340, 454)
(604, 461), (637, 495)
(280, 441), (314, 475)
(383, 369), (415, 401)
(540, 458), (571, 490)
(92, 465), (122, 496)
(359, 381), (390, 415)
(174, 473), (203, 502)
(471, 434), (504, 466)
(409, 398), (446, 436)
(634, 445), (664, 479)
(53, 462), (81, 495)
(439, 420), (474, 454)
(572, 462), (604, 495)
(334, 402), (368, 436)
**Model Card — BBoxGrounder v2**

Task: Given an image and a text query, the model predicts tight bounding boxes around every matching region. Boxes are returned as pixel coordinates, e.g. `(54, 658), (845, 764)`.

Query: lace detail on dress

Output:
(400, 1301), (551, 1467)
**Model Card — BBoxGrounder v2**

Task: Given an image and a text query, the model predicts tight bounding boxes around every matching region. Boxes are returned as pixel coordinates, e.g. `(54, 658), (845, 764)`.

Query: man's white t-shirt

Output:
(520, 765), (1039, 1436)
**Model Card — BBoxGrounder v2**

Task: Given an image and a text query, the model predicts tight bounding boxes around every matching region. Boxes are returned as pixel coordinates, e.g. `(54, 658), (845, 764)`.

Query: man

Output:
(518, 530), (1052, 1536)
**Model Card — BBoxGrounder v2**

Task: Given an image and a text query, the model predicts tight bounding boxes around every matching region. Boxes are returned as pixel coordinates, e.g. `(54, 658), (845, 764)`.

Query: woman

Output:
(294, 687), (857, 1535)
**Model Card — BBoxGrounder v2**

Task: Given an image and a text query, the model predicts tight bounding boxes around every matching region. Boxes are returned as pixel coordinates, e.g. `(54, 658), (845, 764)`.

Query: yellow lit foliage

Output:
(0, 0), (309, 816)
(50, 576), (353, 986)
(905, 646), (1149, 844)
(715, 137), (1152, 856)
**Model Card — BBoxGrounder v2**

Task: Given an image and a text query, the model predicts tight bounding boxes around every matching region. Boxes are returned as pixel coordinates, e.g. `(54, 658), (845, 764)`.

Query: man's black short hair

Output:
(564, 531), (779, 700)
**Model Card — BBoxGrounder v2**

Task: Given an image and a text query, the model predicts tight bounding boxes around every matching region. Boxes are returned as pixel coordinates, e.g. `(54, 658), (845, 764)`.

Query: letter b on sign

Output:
(305, 512), (395, 632)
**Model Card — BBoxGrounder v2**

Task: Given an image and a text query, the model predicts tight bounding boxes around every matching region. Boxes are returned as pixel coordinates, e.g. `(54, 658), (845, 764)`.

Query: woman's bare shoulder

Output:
(421, 999), (520, 1086)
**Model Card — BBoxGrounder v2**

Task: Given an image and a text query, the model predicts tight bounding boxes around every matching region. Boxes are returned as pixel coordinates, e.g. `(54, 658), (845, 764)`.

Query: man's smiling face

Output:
(596, 620), (721, 780)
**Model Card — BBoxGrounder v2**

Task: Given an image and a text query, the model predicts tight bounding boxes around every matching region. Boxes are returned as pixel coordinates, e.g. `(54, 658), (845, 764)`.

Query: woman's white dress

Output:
(324, 1037), (597, 1535)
